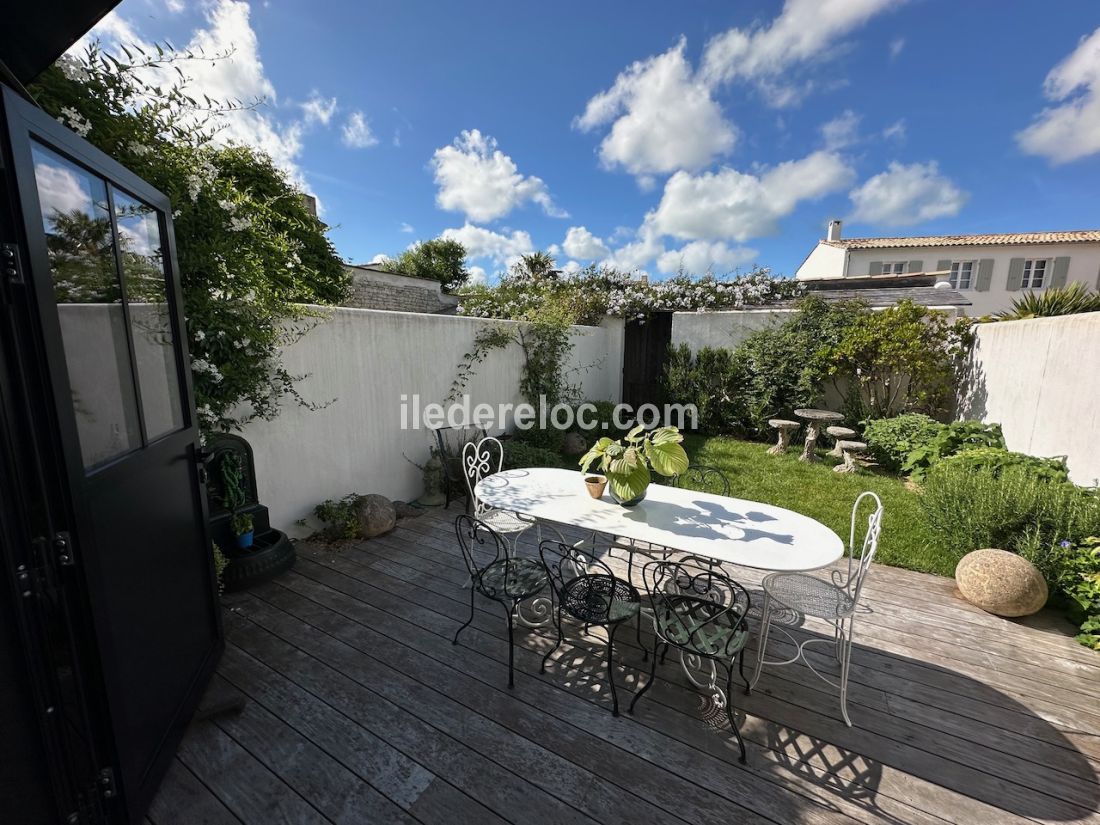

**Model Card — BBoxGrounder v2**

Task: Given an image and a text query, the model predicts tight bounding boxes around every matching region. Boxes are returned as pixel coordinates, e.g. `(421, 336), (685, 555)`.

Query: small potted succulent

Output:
(579, 425), (689, 506)
(231, 512), (255, 549)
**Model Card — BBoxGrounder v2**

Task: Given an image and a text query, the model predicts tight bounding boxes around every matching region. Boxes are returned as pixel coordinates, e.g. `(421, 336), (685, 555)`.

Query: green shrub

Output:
(995, 282), (1100, 320)
(503, 441), (564, 470)
(662, 344), (743, 434)
(921, 464), (1100, 566)
(861, 414), (944, 472)
(573, 400), (629, 438)
(1050, 537), (1100, 649)
(904, 420), (1005, 480)
(514, 424), (565, 453)
(313, 494), (362, 541)
(935, 447), (1069, 484)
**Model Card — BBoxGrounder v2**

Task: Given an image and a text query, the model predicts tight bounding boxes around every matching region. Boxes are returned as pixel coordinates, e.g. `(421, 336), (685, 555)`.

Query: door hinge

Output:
(54, 532), (75, 567)
(2, 243), (24, 285)
(97, 767), (117, 800)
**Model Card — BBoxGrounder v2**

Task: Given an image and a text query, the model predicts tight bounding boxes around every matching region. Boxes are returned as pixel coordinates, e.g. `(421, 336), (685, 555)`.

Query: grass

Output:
(683, 434), (953, 578)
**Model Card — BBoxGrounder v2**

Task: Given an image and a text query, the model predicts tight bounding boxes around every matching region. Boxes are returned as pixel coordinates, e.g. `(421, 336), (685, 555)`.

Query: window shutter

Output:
(936, 259), (951, 273)
(868, 261), (883, 276)
(1006, 258), (1025, 291)
(1050, 256), (1070, 288)
(907, 260), (923, 273)
(975, 259), (994, 292)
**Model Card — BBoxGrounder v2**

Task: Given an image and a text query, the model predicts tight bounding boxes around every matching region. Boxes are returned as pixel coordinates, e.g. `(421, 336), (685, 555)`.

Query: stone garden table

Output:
(794, 408), (844, 462)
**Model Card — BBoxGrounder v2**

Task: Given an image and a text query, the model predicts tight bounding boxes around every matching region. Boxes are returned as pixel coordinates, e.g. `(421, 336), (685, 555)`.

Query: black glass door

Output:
(2, 85), (222, 823)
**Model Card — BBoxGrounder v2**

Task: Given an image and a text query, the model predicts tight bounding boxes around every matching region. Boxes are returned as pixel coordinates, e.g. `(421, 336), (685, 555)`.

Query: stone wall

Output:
(343, 264), (460, 314)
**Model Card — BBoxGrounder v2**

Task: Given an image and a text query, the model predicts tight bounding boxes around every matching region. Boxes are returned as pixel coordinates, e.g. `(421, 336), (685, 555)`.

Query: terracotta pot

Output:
(584, 475), (607, 499)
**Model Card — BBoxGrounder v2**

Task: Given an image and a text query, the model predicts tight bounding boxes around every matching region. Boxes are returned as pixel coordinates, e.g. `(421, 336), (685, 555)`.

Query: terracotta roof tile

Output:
(824, 230), (1100, 249)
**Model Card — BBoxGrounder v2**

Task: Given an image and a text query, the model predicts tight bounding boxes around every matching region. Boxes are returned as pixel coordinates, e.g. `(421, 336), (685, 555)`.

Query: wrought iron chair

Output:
(462, 436), (538, 550)
(453, 515), (549, 688)
(671, 464), (731, 496)
(749, 491), (884, 727)
(630, 559), (753, 763)
(433, 424), (486, 510)
(538, 539), (641, 715)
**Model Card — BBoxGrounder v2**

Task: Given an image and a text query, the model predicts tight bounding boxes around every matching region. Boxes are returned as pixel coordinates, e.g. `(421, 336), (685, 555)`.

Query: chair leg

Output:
(724, 663), (748, 764)
(630, 640), (662, 714)
(637, 609), (647, 662)
(749, 593), (774, 691)
(541, 606), (563, 674)
(607, 623), (621, 716)
(738, 649), (750, 695)
(505, 602), (516, 689)
(453, 584), (475, 645)
(839, 616), (855, 726)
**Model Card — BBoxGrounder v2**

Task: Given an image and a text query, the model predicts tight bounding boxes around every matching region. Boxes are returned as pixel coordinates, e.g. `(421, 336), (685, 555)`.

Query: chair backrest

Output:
(640, 559), (751, 659)
(433, 425), (486, 484)
(833, 491), (884, 605)
(454, 514), (506, 581)
(538, 539), (621, 622)
(673, 464), (730, 497)
(462, 436), (503, 515)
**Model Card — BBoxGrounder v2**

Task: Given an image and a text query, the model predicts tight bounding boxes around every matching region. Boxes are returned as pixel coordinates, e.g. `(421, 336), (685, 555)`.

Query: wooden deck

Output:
(148, 509), (1100, 825)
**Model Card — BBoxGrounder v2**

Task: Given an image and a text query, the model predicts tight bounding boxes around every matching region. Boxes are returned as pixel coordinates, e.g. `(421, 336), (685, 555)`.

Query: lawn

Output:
(683, 434), (953, 578)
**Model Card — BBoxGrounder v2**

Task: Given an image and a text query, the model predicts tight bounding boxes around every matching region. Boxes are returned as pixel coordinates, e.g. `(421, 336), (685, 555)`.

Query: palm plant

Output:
(995, 282), (1100, 320)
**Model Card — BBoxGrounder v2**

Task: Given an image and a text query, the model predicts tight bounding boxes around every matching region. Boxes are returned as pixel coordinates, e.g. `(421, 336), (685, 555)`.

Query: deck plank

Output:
(147, 512), (1100, 825)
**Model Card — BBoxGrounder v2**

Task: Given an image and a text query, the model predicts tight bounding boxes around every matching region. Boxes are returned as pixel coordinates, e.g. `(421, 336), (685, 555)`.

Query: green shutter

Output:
(936, 259), (951, 273)
(908, 260), (923, 272)
(868, 261), (883, 276)
(1050, 256), (1070, 288)
(1006, 258), (1025, 291)
(975, 259), (994, 291)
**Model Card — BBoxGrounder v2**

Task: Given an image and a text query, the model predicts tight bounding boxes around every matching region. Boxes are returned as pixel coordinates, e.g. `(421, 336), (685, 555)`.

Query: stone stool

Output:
(833, 441), (867, 473)
(767, 419), (801, 455)
(826, 426), (857, 457)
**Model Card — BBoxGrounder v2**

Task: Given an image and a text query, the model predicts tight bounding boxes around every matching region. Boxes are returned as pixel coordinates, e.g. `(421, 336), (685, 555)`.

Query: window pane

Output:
(113, 189), (184, 441)
(31, 143), (140, 469)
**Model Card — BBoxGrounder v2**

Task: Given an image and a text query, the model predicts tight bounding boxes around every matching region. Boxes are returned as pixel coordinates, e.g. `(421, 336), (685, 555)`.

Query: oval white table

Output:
(475, 467), (844, 571)
(476, 467), (845, 703)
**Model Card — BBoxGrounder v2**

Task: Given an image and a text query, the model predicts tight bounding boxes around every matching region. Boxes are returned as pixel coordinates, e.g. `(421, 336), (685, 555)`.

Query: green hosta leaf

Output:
(644, 438), (689, 477)
(607, 446), (641, 475)
(625, 424), (645, 443)
(578, 437), (613, 472)
(649, 426), (684, 446)
(608, 460), (650, 501)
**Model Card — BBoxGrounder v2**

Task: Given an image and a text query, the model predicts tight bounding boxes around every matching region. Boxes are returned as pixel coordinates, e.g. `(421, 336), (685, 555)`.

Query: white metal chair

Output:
(462, 436), (538, 551)
(749, 491), (883, 726)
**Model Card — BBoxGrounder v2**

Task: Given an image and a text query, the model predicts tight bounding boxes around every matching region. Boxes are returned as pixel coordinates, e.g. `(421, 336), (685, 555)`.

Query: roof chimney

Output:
(827, 219), (842, 242)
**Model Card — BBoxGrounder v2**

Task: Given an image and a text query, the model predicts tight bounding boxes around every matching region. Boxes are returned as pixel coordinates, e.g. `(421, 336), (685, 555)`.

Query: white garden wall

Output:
(239, 308), (623, 534)
(670, 309), (791, 351)
(958, 313), (1100, 486)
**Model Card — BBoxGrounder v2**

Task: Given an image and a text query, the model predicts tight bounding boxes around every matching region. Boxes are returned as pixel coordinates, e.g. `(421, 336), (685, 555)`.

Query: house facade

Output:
(795, 221), (1100, 316)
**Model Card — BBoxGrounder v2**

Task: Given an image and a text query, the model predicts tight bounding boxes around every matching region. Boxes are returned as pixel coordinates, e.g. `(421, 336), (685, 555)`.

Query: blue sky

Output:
(80, 1), (1100, 282)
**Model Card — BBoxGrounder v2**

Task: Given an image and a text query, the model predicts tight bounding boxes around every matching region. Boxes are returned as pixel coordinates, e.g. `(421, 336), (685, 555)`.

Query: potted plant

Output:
(579, 425), (689, 506)
(231, 512), (254, 549)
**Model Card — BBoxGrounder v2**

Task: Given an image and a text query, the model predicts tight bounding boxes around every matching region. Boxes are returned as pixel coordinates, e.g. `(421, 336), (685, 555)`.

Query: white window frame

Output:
(1021, 259), (1049, 289)
(949, 260), (975, 290)
(880, 261), (907, 275)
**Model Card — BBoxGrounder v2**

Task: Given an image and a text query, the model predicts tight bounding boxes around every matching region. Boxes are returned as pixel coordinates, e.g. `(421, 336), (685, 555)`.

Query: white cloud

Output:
(399, 222), (415, 233)
(574, 38), (736, 177)
(848, 161), (968, 226)
(165, 0), (186, 13)
(301, 92), (337, 126)
(821, 110), (861, 149)
(1017, 26), (1100, 164)
(602, 223), (665, 275)
(342, 111), (378, 149)
(656, 241), (757, 275)
(467, 265), (488, 286)
(562, 226), (610, 260)
(73, 1), (331, 193)
(700, 0), (904, 106)
(651, 151), (855, 242)
(369, 253), (387, 264)
(882, 119), (907, 141)
(431, 129), (565, 223)
(440, 223), (534, 267)
(889, 37), (906, 60)
(560, 260), (583, 277)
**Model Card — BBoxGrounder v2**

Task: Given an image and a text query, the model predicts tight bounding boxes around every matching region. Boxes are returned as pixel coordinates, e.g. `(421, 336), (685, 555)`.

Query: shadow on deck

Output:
(148, 509), (1100, 825)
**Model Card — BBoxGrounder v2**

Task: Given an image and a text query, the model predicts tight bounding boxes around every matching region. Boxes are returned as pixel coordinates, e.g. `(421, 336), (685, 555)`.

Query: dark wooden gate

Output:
(621, 310), (672, 411)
